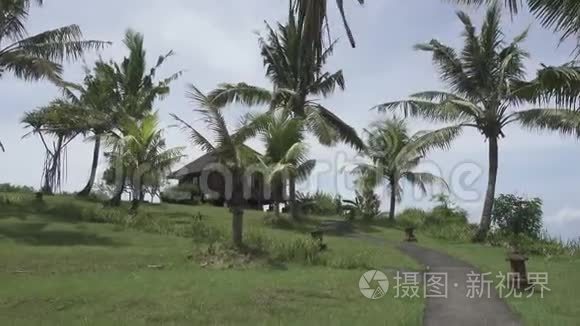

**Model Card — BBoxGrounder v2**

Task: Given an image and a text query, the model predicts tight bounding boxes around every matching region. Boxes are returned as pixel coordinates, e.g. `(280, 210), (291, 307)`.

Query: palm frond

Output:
(518, 108), (580, 137)
(402, 171), (449, 195)
(207, 83), (273, 109)
(170, 113), (215, 153)
(305, 103), (364, 150)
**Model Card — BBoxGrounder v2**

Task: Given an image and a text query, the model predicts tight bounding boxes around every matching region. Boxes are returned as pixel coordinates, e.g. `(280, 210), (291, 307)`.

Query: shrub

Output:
(492, 194), (543, 239)
(0, 183), (35, 193)
(296, 191), (338, 216)
(424, 194), (468, 226)
(487, 231), (580, 257)
(262, 213), (293, 229)
(397, 208), (428, 228)
(424, 223), (478, 242)
(188, 218), (226, 243)
(342, 190), (381, 221)
(160, 184), (201, 205)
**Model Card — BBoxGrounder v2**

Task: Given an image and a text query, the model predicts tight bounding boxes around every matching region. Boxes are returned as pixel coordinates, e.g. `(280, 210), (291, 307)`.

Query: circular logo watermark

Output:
(359, 270), (389, 299)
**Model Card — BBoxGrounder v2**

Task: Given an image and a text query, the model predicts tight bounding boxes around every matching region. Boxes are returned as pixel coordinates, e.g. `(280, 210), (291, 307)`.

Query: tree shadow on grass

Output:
(0, 222), (123, 247)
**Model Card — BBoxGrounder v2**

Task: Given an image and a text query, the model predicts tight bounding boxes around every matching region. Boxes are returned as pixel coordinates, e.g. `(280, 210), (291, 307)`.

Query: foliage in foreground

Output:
(0, 193), (380, 269)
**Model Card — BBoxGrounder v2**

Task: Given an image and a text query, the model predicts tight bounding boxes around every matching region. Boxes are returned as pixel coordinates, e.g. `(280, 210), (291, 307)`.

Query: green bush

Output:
(397, 208), (428, 228)
(492, 194), (543, 239)
(160, 184), (201, 205)
(188, 218), (226, 243)
(424, 223), (477, 242)
(0, 183), (35, 193)
(342, 190), (381, 221)
(487, 231), (579, 257)
(296, 191), (338, 216)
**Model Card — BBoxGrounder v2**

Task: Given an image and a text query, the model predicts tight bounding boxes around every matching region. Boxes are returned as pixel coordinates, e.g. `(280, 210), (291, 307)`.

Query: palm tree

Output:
(0, 0), (108, 82)
(449, 0), (580, 53)
(375, 3), (575, 239)
(209, 13), (362, 150)
(22, 99), (89, 194)
(60, 63), (117, 197)
(208, 12), (362, 219)
(102, 30), (181, 206)
(110, 113), (183, 211)
(352, 118), (458, 220)
(172, 85), (261, 247)
(248, 111), (316, 218)
(292, 0), (364, 57)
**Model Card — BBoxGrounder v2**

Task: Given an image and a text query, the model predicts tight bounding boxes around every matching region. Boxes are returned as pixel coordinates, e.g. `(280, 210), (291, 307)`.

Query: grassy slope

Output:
(418, 235), (580, 326)
(0, 195), (422, 325)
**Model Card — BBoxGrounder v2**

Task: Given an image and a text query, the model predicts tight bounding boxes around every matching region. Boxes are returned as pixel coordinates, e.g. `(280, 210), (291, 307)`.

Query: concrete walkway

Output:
(398, 242), (521, 326)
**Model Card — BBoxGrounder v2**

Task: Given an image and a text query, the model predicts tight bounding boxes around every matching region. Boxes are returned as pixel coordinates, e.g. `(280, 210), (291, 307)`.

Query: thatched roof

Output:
(168, 152), (218, 179)
(168, 146), (262, 180)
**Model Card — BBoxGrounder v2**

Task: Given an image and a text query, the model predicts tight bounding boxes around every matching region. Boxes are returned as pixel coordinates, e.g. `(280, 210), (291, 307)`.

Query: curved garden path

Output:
(399, 242), (521, 326)
(318, 220), (522, 326)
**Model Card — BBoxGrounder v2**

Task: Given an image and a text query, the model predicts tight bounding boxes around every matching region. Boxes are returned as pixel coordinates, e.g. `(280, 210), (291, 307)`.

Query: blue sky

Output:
(1, 0), (579, 240)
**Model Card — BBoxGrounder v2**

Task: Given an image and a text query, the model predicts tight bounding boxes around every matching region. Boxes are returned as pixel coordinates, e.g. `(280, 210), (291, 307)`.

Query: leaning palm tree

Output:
(248, 111), (316, 218)
(375, 3), (576, 239)
(0, 0), (108, 81)
(22, 99), (89, 194)
(110, 113), (183, 211)
(60, 63), (117, 197)
(172, 85), (261, 247)
(449, 0), (580, 53)
(351, 118), (458, 220)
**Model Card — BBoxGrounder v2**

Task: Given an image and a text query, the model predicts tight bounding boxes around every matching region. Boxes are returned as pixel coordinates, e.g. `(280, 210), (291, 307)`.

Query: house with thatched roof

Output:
(168, 151), (284, 209)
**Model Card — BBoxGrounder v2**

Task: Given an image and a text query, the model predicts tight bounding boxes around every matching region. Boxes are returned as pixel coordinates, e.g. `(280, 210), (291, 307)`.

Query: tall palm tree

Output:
(22, 99), (89, 194)
(172, 85), (261, 247)
(248, 111), (316, 218)
(208, 12), (362, 219)
(209, 13), (362, 149)
(0, 0), (108, 82)
(292, 0), (364, 57)
(110, 113), (183, 211)
(60, 63), (117, 197)
(449, 0), (580, 53)
(352, 118), (458, 220)
(375, 3), (575, 239)
(103, 30), (181, 206)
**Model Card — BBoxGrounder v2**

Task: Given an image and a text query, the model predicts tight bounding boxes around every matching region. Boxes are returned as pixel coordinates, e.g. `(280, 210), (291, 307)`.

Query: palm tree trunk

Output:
(389, 181), (397, 221)
(77, 135), (101, 197)
(289, 176), (298, 220)
(475, 136), (499, 242)
(231, 170), (244, 247)
(109, 168), (126, 207)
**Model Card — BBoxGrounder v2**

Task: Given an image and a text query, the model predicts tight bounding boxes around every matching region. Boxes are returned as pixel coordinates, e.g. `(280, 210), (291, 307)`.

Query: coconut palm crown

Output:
(375, 3), (579, 240)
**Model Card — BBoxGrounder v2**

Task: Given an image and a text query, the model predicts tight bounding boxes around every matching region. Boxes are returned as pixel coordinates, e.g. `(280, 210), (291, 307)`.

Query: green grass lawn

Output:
(418, 234), (580, 326)
(0, 194), (423, 325)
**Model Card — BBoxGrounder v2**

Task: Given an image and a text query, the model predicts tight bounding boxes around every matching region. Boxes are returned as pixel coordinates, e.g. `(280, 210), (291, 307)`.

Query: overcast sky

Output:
(1, 0), (579, 240)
